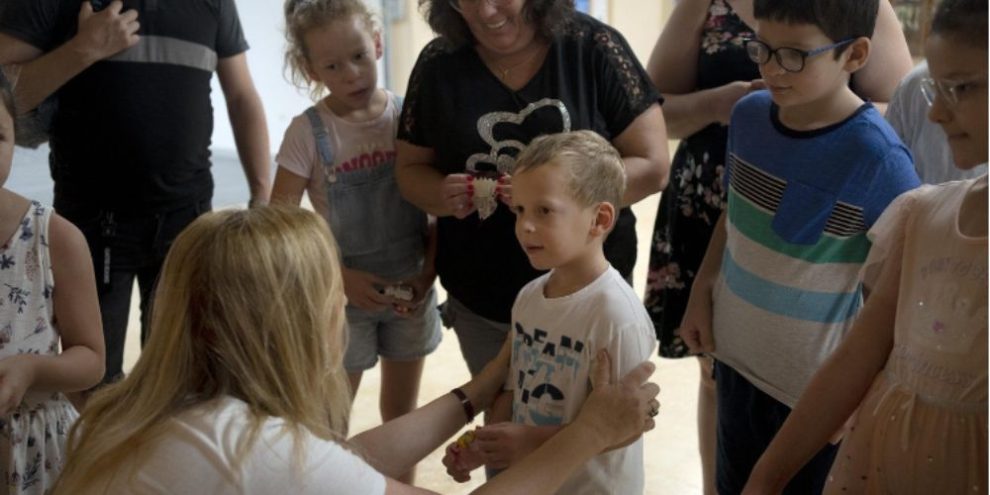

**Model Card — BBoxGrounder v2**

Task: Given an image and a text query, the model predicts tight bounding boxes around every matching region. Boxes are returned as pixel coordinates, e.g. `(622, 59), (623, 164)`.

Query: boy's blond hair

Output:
(284, 0), (377, 100)
(55, 205), (352, 492)
(513, 130), (626, 208)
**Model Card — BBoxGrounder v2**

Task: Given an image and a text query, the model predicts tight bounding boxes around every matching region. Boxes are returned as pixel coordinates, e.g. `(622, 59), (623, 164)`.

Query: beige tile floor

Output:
(121, 182), (705, 494)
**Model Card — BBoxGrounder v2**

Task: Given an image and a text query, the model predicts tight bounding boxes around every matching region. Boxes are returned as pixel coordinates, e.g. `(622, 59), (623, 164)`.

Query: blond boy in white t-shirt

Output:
(442, 131), (658, 494)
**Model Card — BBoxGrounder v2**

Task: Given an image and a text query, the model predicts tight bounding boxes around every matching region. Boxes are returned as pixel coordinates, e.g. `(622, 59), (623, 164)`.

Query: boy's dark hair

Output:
(931, 0), (987, 49)
(419, 0), (574, 49)
(754, 0), (879, 58)
(0, 68), (14, 118)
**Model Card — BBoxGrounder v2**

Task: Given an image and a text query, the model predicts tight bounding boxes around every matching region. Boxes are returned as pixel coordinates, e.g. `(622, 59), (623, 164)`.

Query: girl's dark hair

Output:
(931, 0), (987, 49)
(419, 0), (575, 48)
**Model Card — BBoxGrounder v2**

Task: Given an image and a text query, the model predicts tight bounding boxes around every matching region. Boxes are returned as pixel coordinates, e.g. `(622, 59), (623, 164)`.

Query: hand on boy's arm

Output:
(341, 268), (391, 312)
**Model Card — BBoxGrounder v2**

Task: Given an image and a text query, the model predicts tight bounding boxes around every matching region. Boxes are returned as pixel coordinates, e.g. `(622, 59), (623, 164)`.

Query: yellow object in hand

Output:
(455, 430), (476, 449)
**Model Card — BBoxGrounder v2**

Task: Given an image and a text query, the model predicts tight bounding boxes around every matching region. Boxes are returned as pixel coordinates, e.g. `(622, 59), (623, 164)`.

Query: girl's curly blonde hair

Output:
(284, 0), (378, 100)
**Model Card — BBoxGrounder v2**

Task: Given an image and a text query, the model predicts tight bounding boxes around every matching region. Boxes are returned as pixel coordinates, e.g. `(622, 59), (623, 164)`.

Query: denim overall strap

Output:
(304, 106), (337, 183)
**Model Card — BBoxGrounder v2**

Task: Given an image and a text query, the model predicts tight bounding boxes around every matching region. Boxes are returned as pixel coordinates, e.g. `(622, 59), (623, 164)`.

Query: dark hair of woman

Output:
(419, 0), (576, 48)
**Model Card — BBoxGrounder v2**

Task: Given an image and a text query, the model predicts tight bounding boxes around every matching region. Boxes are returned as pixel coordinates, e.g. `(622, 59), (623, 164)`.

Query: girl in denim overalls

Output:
(274, 0), (441, 482)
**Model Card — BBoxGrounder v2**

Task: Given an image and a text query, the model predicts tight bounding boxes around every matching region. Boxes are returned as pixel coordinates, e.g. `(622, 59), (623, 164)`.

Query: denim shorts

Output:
(343, 287), (442, 372)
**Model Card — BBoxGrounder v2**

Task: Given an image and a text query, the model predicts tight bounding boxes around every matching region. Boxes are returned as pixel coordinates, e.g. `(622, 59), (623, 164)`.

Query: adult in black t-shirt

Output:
(397, 0), (670, 376)
(0, 1), (272, 384)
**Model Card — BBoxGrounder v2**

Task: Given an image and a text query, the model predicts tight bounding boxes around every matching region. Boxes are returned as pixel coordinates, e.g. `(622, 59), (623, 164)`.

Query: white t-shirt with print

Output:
(102, 397), (386, 494)
(275, 91), (401, 221)
(510, 266), (657, 495)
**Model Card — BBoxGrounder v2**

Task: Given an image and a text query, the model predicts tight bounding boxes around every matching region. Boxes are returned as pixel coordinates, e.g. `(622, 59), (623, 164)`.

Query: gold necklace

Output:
(487, 44), (545, 81)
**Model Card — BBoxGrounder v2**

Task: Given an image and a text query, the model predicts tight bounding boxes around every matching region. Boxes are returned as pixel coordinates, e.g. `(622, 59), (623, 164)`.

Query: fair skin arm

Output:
(647, 0), (908, 135)
(680, 211), (728, 354)
(440, 390), (534, 481)
(646, 0), (765, 139)
(0, 1), (139, 114)
(0, 213), (105, 414)
(743, 276), (898, 493)
(374, 349), (659, 494)
(217, 54), (271, 205)
(270, 166), (391, 310)
(850, 0), (913, 111)
(395, 141), (461, 217)
(396, 105), (669, 216)
(351, 338), (513, 478)
(613, 104), (671, 205)
(445, 359), (648, 478)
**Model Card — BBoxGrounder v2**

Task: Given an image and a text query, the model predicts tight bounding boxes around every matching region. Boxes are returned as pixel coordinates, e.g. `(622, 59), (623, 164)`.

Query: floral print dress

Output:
(645, 0), (759, 357)
(0, 202), (76, 494)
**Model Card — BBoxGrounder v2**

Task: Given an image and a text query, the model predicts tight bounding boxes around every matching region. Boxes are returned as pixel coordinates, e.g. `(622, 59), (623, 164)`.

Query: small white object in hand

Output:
(473, 178), (498, 220)
(384, 285), (414, 302)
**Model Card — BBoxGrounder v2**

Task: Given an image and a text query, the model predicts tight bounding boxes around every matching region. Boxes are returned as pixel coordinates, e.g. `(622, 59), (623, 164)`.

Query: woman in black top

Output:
(396, 0), (670, 376)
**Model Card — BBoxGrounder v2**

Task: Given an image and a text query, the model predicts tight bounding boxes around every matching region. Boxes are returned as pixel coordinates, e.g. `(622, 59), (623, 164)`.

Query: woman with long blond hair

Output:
(53, 205), (660, 494)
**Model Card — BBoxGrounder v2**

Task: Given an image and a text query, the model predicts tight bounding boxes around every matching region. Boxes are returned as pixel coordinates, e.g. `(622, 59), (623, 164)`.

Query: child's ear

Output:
(304, 60), (320, 85)
(374, 31), (383, 60)
(842, 37), (871, 74)
(590, 202), (617, 237)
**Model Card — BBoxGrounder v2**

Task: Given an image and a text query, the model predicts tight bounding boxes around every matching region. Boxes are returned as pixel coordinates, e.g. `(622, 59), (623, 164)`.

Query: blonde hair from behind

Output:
(284, 0), (378, 100)
(513, 130), (627, 209)
(54, 205), (351, 493)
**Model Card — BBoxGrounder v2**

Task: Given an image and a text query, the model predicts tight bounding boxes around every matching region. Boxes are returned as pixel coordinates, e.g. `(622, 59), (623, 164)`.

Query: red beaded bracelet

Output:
(450, 387), (475, 424)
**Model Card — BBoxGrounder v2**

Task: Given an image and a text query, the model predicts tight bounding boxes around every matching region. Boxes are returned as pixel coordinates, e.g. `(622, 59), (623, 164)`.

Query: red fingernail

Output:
(466, 175), (474, 182)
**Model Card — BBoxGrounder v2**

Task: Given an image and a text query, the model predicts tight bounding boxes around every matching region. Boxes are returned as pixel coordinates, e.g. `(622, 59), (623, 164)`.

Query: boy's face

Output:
(925, 34), (988, 169)
(754, 20), (857, 108)
(305, 14), (382, 111)
(512, 161), (601, 271)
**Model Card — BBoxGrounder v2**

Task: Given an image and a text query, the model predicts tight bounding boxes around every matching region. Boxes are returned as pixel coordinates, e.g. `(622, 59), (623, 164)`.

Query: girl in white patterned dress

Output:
(0, 71), (104, 494)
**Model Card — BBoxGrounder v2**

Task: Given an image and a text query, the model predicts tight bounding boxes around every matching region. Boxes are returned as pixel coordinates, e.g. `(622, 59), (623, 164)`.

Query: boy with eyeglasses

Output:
(678, 0), (920, 493)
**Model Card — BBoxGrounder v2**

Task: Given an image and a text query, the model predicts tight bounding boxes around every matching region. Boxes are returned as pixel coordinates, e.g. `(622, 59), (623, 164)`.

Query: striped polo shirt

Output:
(712, 91), (920, 407)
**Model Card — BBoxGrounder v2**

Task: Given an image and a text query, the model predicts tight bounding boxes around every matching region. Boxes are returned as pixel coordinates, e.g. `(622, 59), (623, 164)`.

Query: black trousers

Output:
(55, 197), (210, 384)
(714, 360), (839, 495)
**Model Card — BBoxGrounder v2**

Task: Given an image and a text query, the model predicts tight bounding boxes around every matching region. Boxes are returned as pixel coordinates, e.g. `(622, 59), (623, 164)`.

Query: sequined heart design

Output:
(466, 98), (572, 176)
